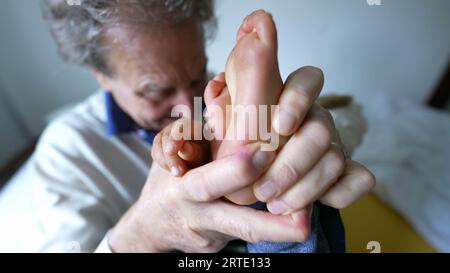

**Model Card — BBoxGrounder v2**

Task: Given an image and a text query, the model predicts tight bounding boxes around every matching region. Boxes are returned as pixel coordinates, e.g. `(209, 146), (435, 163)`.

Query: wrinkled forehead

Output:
(103, 21), (207, 85)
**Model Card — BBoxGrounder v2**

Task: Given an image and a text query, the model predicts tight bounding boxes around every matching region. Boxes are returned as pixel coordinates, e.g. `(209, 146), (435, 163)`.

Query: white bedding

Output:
(353, 93), (450, 252)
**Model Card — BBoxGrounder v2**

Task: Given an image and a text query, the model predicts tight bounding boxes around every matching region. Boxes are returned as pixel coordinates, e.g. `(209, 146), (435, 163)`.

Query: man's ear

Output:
(91, 69), (114, 91)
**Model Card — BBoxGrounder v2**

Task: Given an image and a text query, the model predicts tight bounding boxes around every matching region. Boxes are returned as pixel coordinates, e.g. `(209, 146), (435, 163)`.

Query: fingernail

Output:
(255, 180), (277, 201)
(252, 150), (275, 170)
(274, 107), (297, 135)
(171, 166), (181, 176)
(268, 199), (290, 215)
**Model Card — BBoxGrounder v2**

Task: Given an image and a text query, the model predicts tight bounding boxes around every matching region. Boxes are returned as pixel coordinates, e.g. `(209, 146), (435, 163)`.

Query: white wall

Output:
(0, 92), (30, 165)
(0, 0), (98, 138)
(207, 0), (450, 105)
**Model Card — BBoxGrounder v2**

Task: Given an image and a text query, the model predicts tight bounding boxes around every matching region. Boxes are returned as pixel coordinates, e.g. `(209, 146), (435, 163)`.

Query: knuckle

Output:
(195, 186), (214, 202)
(307, 119), (332, 149)
(284, 195), (307, 213)
(244, 229), (261, 244)
(334, 200), (349, 210)
(231, 157), (254, 188)
(326, 150), (346, 179)
(274, 163), (299, 191)
(358, 169), (377, 191)
(183, 173), (214, 202)
(185, 223), (226, 253)
(163, 184), (183, 204)
(194, 237), (216, 252)
(323, 194), (349, 209)
(203, 241), (226, 253)
(239, 221), (260, 243)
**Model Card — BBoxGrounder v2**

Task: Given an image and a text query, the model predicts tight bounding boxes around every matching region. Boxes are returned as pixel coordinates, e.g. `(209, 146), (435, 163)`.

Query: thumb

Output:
(180, 146), (275, 202)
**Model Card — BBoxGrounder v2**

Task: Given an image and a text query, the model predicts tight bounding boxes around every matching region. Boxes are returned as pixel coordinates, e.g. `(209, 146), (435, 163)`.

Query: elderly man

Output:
(34, 0), (374, 252)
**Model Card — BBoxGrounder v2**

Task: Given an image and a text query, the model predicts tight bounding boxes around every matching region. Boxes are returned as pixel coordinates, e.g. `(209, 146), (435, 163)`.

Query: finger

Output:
(166, 118), (206, 176)
(151, 132), (171, 172)
(180, 145), (276, 202)
(253, 105), (334, 202)
(273, 66), (324, 136)
(320, 160), (376, 209)
(266, 144), (346, 215)
(161, 125), (187, 177)
(199, 201), (311, 243)
(166, 118), (199, 155)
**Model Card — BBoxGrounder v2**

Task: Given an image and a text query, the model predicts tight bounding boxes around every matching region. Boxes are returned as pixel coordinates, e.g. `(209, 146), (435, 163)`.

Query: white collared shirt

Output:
(30, 92), (151, 252)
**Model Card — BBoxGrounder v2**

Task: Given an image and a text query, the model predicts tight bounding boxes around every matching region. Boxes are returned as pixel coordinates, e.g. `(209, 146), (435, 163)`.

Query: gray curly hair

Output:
(42, 0), (216, 76)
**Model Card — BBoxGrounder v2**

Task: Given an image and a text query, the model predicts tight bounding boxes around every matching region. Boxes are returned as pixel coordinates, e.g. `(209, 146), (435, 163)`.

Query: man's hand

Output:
(109, 148), (311, 252)
(253, 66), (376, 214)
(109, 66), (376, 252)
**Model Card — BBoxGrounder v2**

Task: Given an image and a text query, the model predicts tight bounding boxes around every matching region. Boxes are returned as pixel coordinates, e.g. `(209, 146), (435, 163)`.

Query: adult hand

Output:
(109, 147), (311, 252)
(253, 66), (376, 214)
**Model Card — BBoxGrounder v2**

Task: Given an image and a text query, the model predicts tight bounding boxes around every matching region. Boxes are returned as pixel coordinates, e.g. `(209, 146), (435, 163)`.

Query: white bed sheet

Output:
(354, 93), (450, 252)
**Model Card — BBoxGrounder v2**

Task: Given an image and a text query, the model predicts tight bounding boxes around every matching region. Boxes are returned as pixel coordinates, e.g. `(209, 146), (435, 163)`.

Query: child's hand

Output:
(151, 118), (210, 177)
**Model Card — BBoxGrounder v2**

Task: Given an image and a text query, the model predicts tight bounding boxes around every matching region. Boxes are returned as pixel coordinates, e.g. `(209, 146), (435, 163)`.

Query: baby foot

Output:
(204, 10), (284, 205)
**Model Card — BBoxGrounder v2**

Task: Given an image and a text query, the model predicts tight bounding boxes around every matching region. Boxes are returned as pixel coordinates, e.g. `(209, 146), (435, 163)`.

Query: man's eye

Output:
(141, 88), (176, 101)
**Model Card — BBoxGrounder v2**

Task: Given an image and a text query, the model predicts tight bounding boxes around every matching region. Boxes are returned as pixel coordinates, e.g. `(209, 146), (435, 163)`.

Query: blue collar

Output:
(104, 91), (156, 144)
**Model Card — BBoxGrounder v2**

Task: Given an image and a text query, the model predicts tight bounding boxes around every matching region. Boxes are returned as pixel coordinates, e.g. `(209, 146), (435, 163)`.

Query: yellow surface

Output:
(341, 193), (437, 253)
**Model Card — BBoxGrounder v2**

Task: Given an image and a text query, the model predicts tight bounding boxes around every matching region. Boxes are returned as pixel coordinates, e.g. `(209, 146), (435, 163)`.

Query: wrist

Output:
(109, 203), (161, 252)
